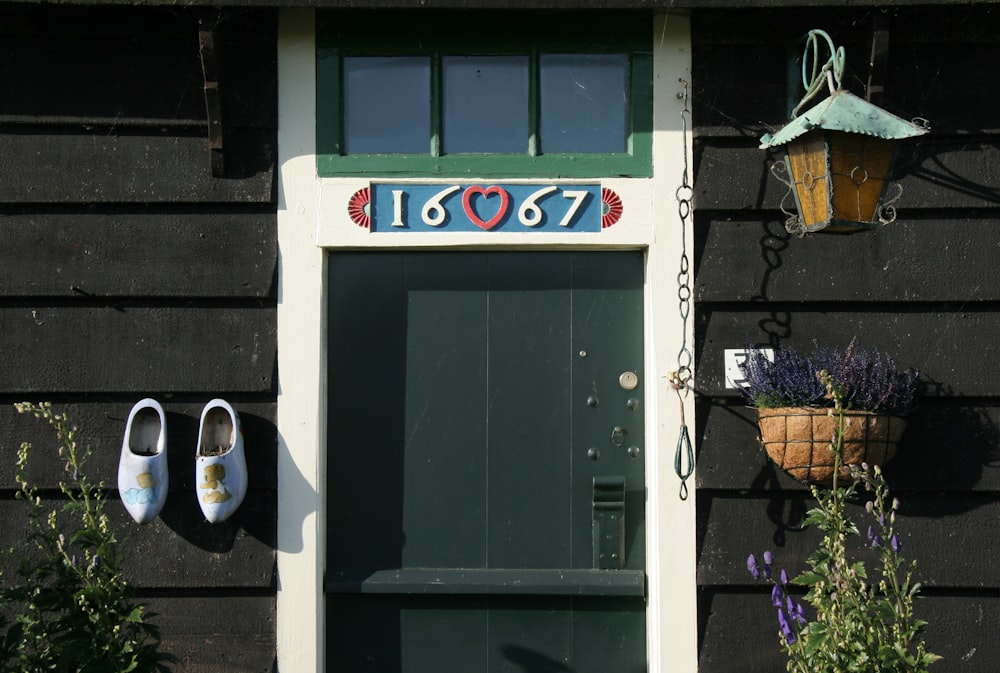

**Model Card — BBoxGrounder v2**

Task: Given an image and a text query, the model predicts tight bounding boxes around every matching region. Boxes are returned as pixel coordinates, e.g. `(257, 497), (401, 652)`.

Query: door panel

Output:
(328, 596), (646, 673)
(401, 255), (489, 569)
(486, 254), (573, 570)
(327, 252), (645, 672)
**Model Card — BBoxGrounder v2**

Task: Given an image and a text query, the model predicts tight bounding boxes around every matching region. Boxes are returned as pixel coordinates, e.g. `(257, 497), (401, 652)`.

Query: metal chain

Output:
(672, 79), (695, 501)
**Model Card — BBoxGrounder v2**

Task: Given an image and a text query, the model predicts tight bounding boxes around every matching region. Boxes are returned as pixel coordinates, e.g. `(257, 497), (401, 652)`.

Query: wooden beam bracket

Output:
(866, 13), (891, 105)
(199, 9), (226, 178)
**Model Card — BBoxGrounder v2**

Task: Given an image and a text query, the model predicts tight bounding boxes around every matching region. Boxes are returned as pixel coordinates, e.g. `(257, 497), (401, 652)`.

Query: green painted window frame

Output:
(316, 11), (653, 178)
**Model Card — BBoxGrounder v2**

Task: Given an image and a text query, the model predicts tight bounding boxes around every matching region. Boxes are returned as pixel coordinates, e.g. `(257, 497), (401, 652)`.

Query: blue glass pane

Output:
(344, 56), (430, 154)
(540, 54), (628, 154)
(442, 56), (529, 154)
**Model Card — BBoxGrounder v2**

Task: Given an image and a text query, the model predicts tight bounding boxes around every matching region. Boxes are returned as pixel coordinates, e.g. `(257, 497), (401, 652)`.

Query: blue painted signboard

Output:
(367, 183), (607, 232)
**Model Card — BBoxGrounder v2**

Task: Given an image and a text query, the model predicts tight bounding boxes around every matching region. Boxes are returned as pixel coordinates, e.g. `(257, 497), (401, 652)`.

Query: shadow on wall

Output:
(707, 216), (1000, 504)
(748, 463), (811, 547)
(739, 392), (1000, 517)
(750, 219), (793, 347)
(886, 381), (1000, 509)
(502, 646), (574, 673)
(501, 645), (647, 673)
(691, 217), (793, 381)
(271, 426), (318, 554)
(156, 410), (280, 554)
(904, 138), (1000, 207)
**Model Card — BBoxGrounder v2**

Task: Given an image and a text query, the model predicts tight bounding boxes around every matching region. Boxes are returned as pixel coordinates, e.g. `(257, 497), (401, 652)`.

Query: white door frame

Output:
(275, 9), (696, 671)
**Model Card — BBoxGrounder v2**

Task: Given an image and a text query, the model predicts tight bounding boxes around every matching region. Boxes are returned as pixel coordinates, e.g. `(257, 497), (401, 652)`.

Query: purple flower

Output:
(771, 584), (783, 607)
(762, 550), (774, 580)
(871, 535), (882, 549)
(747, 554), (760, 580)
(738, 340), (918, 415)
(780, 568), (789, 586)
(777, 608), (797, 644)
(792, 601), (808, 625)
(777, 607), (789, 630)
(891, 534), (901, 553)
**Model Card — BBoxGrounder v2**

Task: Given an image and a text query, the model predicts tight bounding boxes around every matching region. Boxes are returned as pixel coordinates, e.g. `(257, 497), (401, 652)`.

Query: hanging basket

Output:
(757, 407), (906, 485)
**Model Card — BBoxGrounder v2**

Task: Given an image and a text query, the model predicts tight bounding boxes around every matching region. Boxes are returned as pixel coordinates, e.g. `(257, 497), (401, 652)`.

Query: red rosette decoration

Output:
(601, 188), (623, 228)
(348, 187), (371, 229)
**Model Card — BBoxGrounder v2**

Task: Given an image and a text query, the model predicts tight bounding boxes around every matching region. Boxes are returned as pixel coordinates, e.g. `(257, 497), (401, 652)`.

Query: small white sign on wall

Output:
(724, 347), (775, 389)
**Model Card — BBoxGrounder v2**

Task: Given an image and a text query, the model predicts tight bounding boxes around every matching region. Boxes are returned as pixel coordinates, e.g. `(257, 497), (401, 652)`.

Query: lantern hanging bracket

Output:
(791, 29), (845, 118)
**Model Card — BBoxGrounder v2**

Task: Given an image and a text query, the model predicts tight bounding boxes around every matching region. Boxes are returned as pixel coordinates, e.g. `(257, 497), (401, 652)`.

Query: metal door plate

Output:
(619, 371), (639, 390)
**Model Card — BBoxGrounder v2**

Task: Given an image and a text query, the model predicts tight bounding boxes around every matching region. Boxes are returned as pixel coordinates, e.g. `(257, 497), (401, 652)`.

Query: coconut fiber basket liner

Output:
(757, 407), (906, 485)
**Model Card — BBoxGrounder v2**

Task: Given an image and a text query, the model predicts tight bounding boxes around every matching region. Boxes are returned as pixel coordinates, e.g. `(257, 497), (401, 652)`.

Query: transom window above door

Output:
(316, 11), (652, 177)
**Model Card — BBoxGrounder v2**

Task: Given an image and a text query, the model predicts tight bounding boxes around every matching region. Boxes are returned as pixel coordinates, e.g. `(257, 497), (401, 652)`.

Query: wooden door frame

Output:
(276, 9), (695, 672)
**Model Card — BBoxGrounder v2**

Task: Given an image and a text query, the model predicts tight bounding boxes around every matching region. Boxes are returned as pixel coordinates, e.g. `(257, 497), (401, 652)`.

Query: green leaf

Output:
(793, 572), (825, 586)
(803, 623), (828, 656)
(921, 652), (943, 665)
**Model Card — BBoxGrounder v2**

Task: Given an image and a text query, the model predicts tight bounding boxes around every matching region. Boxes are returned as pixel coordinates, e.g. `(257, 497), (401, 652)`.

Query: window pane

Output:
(540, 54), (628, 154)
(442, 56), (529, 154)
(344, 56), (430, 154)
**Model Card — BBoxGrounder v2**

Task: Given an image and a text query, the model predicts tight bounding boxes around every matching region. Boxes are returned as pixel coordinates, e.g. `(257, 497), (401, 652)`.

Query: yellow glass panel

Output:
(830, 135), (895, 223)
(787, 134), (830, 228)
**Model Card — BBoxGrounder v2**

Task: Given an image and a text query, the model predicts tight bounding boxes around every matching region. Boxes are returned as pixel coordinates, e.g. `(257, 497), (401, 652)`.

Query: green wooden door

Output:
(326, 251), (645, 673)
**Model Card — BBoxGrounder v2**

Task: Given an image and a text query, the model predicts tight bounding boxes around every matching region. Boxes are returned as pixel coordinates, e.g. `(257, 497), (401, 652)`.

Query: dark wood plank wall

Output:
(693, 7), (1000, 672)
(0, 6), (278, 672)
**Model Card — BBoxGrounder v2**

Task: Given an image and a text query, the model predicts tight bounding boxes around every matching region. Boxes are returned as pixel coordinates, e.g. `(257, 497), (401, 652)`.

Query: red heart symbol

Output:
(462, 186), (510, 230)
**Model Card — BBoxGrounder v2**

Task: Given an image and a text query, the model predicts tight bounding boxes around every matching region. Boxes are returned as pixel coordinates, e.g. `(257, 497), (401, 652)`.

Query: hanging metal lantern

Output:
(760, 30), (928, 235)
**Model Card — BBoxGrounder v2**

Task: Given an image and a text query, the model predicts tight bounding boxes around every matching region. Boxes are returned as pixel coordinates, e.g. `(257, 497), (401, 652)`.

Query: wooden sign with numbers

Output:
(347, 184), (623, 232)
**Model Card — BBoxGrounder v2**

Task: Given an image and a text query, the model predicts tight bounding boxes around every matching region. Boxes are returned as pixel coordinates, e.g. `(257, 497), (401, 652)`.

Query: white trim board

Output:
(276, 10), (695, 672)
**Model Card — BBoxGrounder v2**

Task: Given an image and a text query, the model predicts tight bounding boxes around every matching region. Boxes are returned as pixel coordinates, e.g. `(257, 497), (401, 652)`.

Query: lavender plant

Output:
(739, 340), (919, 416)
(746, 374), (939, 673)
(0, 402), (175, 673)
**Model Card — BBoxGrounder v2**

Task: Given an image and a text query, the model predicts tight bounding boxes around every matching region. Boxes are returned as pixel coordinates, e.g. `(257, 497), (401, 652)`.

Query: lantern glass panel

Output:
(829, 135), (895, 224)
(786, 133), (831, 228)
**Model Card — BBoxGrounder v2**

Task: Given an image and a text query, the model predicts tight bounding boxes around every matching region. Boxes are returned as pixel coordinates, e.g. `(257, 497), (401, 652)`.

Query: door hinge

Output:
(593, 476), (626, 570)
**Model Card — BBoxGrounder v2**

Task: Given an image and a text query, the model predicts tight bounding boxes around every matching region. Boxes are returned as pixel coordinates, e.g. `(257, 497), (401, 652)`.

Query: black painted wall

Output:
(0, 5), (277, 671)
(693, 7), (1000, 672)
(5, 3), (996, 672)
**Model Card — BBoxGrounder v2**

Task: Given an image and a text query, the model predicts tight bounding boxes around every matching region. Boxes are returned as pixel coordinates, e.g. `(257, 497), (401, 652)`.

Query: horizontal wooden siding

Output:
(693, 7), (1000, 673)
(0, 5), (278, 671)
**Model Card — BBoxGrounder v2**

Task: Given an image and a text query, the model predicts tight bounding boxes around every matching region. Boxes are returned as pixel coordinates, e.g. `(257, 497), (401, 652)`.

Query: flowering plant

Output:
(746, 374), (939, 672)
(0, 402), (175, 673)
(739, 340), (919, 416)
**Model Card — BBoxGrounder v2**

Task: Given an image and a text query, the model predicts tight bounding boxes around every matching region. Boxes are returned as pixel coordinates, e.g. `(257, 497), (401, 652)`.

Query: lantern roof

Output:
(759, 89), (928, 149)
